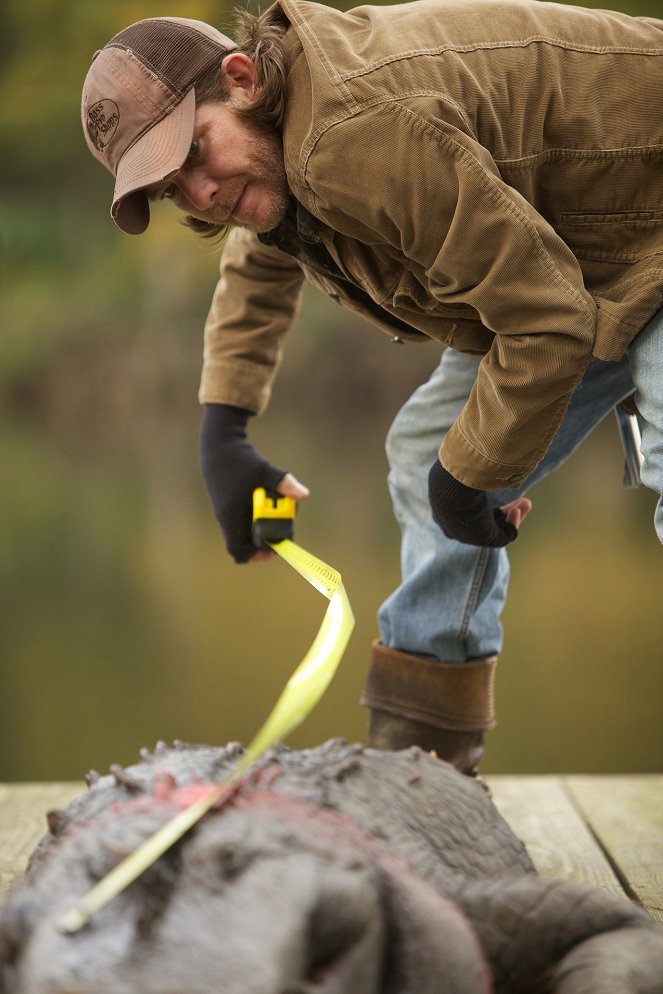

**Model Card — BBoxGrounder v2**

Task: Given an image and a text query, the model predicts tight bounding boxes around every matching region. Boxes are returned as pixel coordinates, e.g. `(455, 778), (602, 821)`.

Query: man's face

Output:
(147, 100), (289, 233)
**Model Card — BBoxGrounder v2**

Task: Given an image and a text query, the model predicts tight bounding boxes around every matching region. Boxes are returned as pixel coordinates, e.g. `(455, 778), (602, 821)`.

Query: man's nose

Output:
(177, 170), (216, 211)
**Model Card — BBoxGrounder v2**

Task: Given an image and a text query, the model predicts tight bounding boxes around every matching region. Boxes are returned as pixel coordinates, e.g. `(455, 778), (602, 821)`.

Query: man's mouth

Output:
(228, 185), (247, 222)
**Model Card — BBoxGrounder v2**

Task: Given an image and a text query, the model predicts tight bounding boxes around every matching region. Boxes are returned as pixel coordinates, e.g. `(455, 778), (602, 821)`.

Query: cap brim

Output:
(111, 87), (196, 234)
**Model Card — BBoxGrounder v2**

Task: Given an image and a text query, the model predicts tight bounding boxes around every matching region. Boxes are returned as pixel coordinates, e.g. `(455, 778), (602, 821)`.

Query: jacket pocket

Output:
(558, 210), (663, 264)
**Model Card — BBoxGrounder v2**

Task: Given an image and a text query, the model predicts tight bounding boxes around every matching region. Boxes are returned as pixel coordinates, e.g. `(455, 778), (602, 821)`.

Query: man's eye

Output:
(162, 184), (176, 200)
(187, 139), (199, 159)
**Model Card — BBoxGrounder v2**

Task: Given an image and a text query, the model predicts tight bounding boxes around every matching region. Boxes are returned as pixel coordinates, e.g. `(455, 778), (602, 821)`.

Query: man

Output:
(81, 0), (663, 774)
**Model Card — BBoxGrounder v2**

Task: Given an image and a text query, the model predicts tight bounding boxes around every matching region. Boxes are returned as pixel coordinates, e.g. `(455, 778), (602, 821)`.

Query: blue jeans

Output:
(378, 307), (663, 661)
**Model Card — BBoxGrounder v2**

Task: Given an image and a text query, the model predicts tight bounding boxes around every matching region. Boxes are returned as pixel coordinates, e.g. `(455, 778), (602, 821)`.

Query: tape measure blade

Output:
(242, 586), (353, 761)
(57, 533), (353, 933)
(269, 539), (340, 598)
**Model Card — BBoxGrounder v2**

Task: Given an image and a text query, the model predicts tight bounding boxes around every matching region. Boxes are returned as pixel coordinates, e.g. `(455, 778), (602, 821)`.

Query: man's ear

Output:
(220, 53), (257, 102)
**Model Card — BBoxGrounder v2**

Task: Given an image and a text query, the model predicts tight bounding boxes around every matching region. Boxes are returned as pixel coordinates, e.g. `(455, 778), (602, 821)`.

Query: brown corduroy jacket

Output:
(199, 0), (663, 489)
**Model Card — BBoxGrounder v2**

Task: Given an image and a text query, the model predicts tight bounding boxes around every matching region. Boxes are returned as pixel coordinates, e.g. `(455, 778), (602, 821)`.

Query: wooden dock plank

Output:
(566, 775), (663, 925)
(0, 782), (83, 893)
(488, 775), (625, 897)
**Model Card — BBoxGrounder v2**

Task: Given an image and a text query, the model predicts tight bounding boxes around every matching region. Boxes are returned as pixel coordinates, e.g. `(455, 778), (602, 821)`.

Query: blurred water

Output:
(1, 313), (661, 780)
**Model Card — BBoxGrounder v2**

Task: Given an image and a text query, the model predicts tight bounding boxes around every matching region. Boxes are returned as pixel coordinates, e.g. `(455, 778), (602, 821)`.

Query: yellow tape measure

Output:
(252, 487), (297, 544)
(58, 489), (354, 934)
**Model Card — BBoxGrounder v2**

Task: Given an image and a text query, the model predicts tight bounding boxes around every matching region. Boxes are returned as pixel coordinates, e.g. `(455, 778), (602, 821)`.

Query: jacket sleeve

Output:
(304, 101), (598, 489)
(198, 226), (305, 415)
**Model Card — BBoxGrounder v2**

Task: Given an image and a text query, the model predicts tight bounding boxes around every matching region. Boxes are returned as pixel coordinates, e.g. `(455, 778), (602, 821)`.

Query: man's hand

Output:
(428, 460), (531, 547)
(200, 404), (309, 563)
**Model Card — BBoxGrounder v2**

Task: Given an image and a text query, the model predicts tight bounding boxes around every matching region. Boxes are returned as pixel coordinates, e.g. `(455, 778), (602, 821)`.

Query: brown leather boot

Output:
(360, 640), (497, 776)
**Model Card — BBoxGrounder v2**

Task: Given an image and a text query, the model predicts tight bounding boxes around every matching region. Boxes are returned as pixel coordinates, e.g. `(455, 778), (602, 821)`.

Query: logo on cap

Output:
(87, 100), (120, 152)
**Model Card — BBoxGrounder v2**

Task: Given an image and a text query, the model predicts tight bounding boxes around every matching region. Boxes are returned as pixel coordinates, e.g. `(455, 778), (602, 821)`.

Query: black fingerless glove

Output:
(200, 404), (286, 563)
(428, 460), (518, 548)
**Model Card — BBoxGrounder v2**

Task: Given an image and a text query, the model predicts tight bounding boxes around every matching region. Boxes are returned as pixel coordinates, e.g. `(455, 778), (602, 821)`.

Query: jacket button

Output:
(507, 474), (522, 485)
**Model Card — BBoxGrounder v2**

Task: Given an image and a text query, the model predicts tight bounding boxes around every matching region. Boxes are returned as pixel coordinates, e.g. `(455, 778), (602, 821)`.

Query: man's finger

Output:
(276, 472), (310, 500)
(500, 497), (532, 529)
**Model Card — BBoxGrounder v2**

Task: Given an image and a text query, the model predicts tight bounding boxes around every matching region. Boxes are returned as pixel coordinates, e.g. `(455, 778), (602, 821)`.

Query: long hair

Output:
(181, 7), (290, 239)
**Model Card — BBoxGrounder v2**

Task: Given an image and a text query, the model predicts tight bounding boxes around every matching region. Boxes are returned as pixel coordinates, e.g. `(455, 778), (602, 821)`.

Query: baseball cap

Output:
(81, 17), (237, 234)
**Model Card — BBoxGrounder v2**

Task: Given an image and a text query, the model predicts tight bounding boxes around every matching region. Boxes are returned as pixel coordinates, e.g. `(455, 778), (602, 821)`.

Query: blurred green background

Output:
(1, 0), (661, 782)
